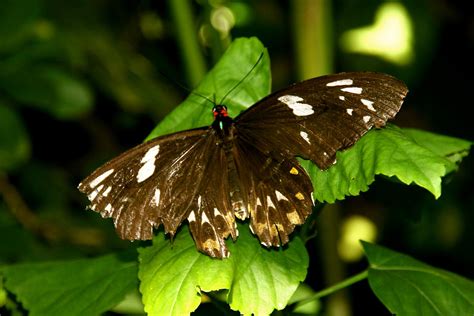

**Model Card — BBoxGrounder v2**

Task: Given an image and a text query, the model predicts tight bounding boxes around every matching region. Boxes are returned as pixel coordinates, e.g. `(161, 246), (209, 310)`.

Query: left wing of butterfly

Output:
(78, 128), (238, 258)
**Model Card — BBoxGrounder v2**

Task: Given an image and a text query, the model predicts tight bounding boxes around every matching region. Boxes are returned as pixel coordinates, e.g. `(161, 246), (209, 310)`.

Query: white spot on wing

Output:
(105, 203), (113, 212)
(256, 197), (262, 206)
(267, 196), (276, 209)
(346, 108), (354, 116)
(88, 190), (98, 201)
(361, 99), (376, 111)
(327, 79), (353, 86)
(213, 207), (221, 217)
(137, 145), (160, 183)
(339, 95), (345, 101)
(197, 195), (202, 208)
(275, 190), (289, 201)
(188, 211), (196, 222)
(278, 95), (314, 116)
(103, 186), (112, 197)
(89, 169), (114, 188)
(201, 211), (210, 223)
(300, 131), (311, 144)
(363, 115), (371, 123)
(151, 188), (161, 206)
(141, 145), (160, 163)
(341, 87), (362, 94)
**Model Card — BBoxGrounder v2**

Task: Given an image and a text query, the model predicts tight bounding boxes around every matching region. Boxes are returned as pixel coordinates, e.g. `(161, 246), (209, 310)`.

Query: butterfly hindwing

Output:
(230, 138), (314, 247)
(235, 72), (408, 169)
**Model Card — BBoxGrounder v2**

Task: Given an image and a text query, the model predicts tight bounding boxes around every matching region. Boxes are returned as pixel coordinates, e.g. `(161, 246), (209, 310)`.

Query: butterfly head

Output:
(212, 105), (229, 119)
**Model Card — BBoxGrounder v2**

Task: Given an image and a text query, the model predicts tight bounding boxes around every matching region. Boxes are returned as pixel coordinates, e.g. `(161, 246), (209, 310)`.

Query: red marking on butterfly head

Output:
(212, 105), (229, 119)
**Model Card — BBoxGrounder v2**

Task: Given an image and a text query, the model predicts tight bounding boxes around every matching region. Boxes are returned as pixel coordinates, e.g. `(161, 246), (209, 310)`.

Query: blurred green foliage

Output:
(0, 0), (473, 315)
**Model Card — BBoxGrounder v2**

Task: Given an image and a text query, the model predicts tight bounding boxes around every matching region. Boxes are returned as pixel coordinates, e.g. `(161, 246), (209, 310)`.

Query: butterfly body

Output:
(78, 72), (408, 258)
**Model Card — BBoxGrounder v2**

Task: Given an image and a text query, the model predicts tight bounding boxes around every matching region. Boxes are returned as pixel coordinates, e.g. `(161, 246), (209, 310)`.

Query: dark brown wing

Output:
(228, 136), (314, 247)
(78, 128), (236, 258)
(235, 72), (408, 169)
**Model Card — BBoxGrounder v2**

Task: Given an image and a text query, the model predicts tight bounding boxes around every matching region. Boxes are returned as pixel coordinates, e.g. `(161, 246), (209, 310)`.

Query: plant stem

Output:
(298, 270), (369, 307)
(168, 0), (207, 87)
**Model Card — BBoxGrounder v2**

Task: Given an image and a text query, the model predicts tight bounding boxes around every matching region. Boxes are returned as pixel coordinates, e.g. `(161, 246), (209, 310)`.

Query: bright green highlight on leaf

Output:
(340, 2), (414, 65)
(1, 253), (138, 316)
(145, 37), (270, 140)
(138, 224), (308, 316)
(362, 241), (474, 315)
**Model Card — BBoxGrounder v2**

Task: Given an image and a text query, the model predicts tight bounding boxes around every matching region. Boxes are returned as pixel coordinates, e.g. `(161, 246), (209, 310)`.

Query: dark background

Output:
(1, 0), (472, 315)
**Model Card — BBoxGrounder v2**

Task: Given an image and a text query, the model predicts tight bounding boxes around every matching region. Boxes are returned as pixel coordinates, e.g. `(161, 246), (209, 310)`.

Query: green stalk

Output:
(298, 270), (369, 307)
(168, 0), (207, 87)
(292, 0), (333, 79)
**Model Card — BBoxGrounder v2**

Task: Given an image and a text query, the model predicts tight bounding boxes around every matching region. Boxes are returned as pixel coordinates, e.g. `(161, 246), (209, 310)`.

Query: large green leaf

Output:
(1, 253), (138, 316)
(306, 124), (471, 203)
(0, 103), (30, 171)
(145, 37), (271, 139)
(362, 241), (474, 315)
(138, 225), (308, 316)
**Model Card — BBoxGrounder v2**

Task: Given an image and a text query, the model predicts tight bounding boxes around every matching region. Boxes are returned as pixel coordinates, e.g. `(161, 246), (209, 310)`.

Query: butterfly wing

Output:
(235, 72), (408, 169)
(78, 128), (236, 257)
(227, 136), (314, 247)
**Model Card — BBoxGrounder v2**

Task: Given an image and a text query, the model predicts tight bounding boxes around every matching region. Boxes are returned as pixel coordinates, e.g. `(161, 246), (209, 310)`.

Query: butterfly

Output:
(78, 72), (408, 258)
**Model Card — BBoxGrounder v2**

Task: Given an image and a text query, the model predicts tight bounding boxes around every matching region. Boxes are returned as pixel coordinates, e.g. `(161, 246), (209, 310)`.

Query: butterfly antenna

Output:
(154, 67), (216, 107)
(219, 52), (265, 105)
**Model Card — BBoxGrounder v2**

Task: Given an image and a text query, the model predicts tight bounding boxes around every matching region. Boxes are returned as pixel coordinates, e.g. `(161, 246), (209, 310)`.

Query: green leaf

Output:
(0, 103), (30, 171)
(403, 128), (472, 172)
(362, 241), (474, 315)
(0, 65), (93, 119)
(145, 37), (271, 140)
(1, 253), (138, 316)
(307, 125), (471, 203)
(138, 224), (308, 316)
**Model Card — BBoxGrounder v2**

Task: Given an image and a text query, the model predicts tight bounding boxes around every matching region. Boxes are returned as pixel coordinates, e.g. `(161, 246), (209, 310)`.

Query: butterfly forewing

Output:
(78, 128), (237, 257)
(235, 72), (408, 169)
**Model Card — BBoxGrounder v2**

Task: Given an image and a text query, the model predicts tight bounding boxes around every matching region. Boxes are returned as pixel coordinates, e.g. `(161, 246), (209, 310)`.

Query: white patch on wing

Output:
(341, 87), (362, 94)
(137, 145), (160, 183)
(256, 197), (262, 206)
(346, 108), (354, 116)
(88, 190), (98, 201)
(105, 203), (113, 212)
(267, 196), (276, 209)
(326, 79), (353, 86)
(187, 211), (196, 222)
(361, 99), (376, 111)
(363, 115), (371, 123)
(339, 95), (346, 101)
(278, 95), (314, 116)
(300, 131), (311, 144)
(151, 188), (161, 206)
(213, 207), (221, 217)
(103, 186), (112, 197)
(89, 169), (114, 188)
(197, 195), (202, 208)
(201, 211), (210, 223)
(275, 190), (289, 201)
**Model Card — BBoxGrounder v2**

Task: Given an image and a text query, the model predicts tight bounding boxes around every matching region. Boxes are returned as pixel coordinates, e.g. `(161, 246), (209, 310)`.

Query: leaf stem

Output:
(168, 0), (207, 87)
(298, 269), (369, 306)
